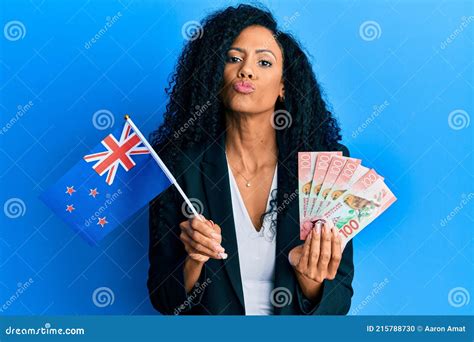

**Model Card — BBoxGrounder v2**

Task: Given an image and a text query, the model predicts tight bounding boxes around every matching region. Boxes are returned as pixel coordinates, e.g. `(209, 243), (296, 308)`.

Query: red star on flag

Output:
(89, 188), (99, 198)
(66, 204), (75, 213)
(65, 186), (76, 196)
(97, 217), (108, 228)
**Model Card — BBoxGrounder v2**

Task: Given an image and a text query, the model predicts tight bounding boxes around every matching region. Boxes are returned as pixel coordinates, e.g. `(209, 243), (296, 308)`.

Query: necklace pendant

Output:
(246, 182), (251, 187)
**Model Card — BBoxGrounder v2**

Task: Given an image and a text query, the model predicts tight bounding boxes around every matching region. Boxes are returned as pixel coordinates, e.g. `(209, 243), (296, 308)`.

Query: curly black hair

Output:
(150, 4), (342, 225)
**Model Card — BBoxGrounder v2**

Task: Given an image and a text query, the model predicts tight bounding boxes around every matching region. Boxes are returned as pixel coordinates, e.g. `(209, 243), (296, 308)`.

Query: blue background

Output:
(1, 0), (472, 316)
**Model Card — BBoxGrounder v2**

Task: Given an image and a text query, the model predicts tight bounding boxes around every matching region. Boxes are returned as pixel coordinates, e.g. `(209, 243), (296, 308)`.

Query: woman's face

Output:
(220, 25), (284, 116)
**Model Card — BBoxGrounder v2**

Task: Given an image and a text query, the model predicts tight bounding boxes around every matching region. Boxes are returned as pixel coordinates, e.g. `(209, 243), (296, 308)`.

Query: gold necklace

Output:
(230, 164), (255, 187)
(226, 145), (278, 188)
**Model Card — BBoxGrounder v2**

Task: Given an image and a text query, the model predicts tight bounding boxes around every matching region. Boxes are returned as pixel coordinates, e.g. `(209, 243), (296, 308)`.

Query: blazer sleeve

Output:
(147, 186), (208, 315)
(296, 143), (355, 315)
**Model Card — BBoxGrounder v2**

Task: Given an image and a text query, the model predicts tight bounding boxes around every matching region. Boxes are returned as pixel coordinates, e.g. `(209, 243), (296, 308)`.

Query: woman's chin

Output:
(226, 102), (265, 116)
(227, 107), (257, 116)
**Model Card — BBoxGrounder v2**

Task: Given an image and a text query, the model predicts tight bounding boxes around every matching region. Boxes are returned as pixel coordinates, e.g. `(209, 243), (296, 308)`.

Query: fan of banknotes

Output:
(298, 151), (397, 249)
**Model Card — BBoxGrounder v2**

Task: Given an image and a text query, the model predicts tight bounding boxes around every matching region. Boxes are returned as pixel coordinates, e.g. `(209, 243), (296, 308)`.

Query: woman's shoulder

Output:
(335, 143), (350, 158)
(309, 143), (350, 157)
(166, 142), (214, 178)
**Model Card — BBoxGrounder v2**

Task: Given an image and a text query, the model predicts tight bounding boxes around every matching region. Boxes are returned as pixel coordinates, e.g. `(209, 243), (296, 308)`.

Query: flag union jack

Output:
(83, 122), (150, 185)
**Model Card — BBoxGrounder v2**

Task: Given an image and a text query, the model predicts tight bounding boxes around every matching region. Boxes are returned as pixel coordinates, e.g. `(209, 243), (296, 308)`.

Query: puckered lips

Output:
(232, 80), (255, 94)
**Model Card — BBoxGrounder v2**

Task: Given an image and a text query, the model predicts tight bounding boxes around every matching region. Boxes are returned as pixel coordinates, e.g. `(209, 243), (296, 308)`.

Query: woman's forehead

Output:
(231, 25), (282, 56)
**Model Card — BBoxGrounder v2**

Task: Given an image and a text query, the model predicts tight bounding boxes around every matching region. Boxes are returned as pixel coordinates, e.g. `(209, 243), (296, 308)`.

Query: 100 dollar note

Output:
(319, 169), (397, 249)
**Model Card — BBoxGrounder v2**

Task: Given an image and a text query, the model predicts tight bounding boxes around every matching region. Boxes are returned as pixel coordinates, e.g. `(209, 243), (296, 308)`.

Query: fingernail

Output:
(209, 219), (215, 226)
(323, 224), (330, 234)
(315, 222), (321, 234)
(213, 243), (225, 252)
(211, 232), (221, 240)
(220, 252), (228, 259)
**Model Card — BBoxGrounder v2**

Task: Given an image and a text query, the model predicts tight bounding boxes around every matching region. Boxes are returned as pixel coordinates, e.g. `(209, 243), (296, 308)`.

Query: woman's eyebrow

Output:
(228, 47), (277, 60)
(256, 49), (277, 60)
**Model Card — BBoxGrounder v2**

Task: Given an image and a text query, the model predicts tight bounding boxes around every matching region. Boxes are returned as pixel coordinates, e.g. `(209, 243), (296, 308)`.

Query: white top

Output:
(226, 158), (278, 315)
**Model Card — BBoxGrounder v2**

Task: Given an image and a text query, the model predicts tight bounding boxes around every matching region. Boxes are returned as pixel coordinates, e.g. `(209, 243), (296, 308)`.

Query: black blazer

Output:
(147, 132), (354, 315)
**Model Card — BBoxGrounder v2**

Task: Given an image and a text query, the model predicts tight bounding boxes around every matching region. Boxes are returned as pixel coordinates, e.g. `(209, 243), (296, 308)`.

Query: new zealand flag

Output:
(40, 120), (172, 245)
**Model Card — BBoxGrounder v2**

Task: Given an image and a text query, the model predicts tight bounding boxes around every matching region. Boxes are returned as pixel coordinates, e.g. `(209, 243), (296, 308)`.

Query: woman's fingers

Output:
(199, 217), (224, 250)
(207, 221), (227, 259)
(289, 219), (343, 283)
(180, 217), (223, 247)
(188, 252), (209, 263)
(327, 227), (342, 279)
(189, 216), (215, 239)
(308, 222), (321, 278)
(191, 217), (224, 245)
(297, 229), (312, 270)
(183, 225), (224, 253)
(288, 245), (303, 266)
(180, 232), (222, 259)
(179, 217), (225, 260)
(210, 221), (222, 244)
(317, 221), (333, 273)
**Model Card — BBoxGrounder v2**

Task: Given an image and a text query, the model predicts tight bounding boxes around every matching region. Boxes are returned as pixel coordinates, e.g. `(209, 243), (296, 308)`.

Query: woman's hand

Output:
(288, 219), (342, 301)
(180, 215), (226, 293)
(179, 215), (227, 263)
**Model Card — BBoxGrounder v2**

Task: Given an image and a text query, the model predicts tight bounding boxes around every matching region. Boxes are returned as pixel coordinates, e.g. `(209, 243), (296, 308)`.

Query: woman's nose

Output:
(239, 66), (254, 79)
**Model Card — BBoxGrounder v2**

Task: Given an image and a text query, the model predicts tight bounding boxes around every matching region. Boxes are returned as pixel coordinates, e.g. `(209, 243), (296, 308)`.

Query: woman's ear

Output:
(279, 84), (285, 99)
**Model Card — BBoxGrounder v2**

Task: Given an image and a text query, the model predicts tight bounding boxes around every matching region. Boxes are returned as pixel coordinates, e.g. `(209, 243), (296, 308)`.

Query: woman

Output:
(147, 4), (354, 315)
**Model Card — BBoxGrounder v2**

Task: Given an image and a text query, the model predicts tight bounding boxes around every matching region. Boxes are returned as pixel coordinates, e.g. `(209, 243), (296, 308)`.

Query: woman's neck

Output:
(225, 111), (278, 172)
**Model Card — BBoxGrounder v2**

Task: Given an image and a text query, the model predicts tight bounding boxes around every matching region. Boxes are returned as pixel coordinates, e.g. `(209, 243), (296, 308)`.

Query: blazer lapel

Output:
(274, 191), (302, 314)
(200, 132), (245, 310)
(273, 139), (303, 314)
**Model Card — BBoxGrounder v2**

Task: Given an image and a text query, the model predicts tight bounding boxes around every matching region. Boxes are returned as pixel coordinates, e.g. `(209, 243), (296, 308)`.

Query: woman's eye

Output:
(258, 60), (272, 67)
(226, 56), (241, 63)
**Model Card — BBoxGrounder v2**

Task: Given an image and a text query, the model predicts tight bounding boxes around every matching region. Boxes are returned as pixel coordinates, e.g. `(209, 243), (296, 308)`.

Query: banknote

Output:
(298, 152), (396, 244)
(319, 169), (397, 249)
(306, 152), (342, 221)
(298, 152), (317, 224)
(315, 157), (361, 216)
(310, 155), (349, 218)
